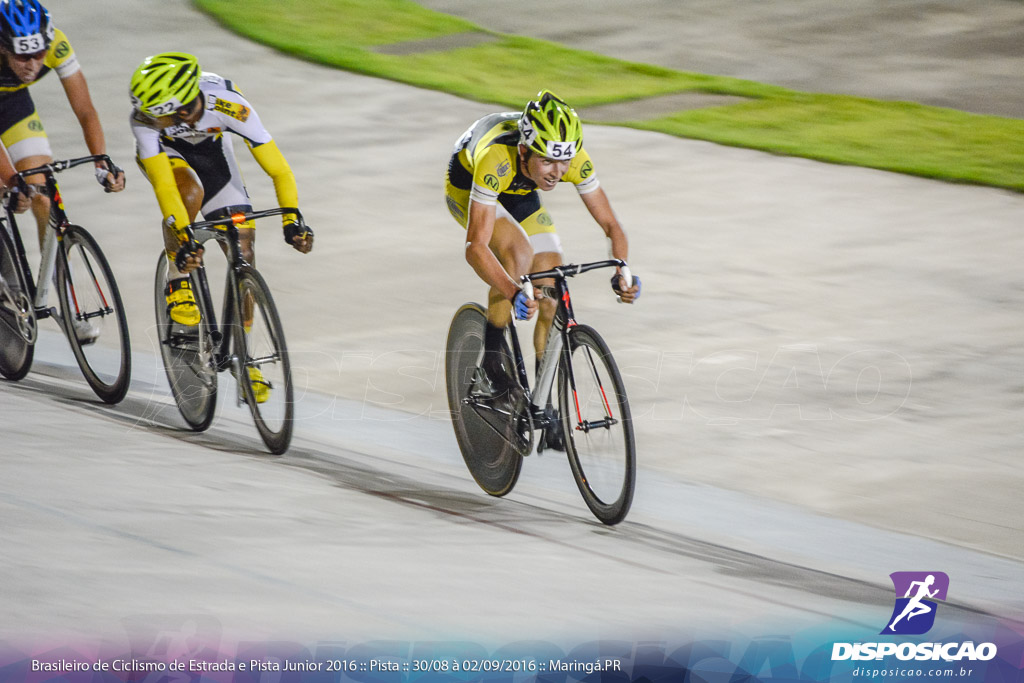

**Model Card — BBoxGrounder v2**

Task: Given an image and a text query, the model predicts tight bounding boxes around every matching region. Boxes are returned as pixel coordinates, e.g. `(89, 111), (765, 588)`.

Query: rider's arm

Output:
(580, 187), (640, 302)
(139, 153), (191, 241)
(51, 31), (123, 190)
(581, 187), (628, 261)
(465, 201), (520, 301)
(249, 140), (298, 225)
(61, 72), (105, 159)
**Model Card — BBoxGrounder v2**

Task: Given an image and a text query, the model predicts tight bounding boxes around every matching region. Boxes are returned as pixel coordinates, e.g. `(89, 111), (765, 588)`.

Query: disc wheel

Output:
(445, 302), (525, 496)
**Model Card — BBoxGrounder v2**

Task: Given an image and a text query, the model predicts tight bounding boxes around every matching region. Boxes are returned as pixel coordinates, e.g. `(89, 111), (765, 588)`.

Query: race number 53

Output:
(14, 34), (44, 54)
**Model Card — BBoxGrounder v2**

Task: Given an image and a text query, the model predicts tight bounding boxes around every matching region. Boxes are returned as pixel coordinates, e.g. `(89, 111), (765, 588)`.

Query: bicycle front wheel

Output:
(232, 265), (293, 455)
(559, 324), (636, 525)
(444, 302), (523, 496)
(0, 224), (34, 380)
(153, 252), (218, 431)
(56, 225), (131, 403)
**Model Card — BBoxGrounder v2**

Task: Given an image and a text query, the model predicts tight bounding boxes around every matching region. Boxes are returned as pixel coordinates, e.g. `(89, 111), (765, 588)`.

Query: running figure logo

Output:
(881, 571), (949, 635)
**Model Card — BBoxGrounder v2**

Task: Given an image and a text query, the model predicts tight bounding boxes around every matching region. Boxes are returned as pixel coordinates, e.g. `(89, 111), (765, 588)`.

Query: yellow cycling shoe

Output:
(166, 278), (201, 326)
(248, 367), (271, 404)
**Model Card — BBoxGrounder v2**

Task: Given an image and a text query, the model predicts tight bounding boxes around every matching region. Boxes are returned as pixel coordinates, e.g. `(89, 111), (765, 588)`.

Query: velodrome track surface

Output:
(2, 0), (1022, 645)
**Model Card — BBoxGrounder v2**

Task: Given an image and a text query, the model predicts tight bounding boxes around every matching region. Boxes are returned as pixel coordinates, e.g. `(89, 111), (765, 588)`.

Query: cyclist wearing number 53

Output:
(128, 52), (313, 330)
(0, 0), (126, 245)
(445, 90), (640, 397)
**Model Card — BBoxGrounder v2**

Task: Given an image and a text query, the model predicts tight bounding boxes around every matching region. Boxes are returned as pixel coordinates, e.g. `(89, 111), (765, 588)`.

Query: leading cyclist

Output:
(129, 52), (313, 402)
(445, 90), (640, 445)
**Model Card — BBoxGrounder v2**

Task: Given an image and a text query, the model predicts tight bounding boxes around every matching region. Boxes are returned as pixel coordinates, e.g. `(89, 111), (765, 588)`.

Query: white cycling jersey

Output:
(130, 72), (273, 213)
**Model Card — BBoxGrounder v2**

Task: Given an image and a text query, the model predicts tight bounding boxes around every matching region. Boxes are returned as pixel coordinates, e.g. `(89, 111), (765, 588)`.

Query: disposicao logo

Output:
(831, 571), (998, 663)
(882, 571), (949, 635)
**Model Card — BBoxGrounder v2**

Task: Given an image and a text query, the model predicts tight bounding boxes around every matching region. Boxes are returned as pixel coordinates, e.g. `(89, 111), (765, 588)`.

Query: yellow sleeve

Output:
(44, 28), (79, 78)
(140, 153), (191, 242)
(249, 140), (299, 226)
(563, 147), (600, 194)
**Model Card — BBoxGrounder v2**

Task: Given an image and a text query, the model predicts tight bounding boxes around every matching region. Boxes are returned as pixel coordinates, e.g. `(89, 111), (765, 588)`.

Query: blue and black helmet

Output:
(0, 0), (53, 56)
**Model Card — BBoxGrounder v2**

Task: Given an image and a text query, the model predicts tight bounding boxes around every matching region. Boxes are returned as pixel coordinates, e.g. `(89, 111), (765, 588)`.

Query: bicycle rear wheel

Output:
(559, 324), (636, 525)
(0, 224), (34, 381)
(232, 265), (293, 454)
(153, 252), (217, 431)
(445, 302), (524, 496)
(56, 225), (131, 403)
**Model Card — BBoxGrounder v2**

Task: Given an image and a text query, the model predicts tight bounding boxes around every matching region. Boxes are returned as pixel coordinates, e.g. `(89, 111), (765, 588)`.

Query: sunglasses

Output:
(10, 50), (47, 62)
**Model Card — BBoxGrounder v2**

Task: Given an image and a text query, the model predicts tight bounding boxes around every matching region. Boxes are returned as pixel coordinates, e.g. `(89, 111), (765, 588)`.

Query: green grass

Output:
(193, 0), (1024, 191)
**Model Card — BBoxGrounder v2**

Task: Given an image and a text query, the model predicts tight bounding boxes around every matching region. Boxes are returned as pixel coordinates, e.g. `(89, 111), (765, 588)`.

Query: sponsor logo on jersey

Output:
(483, 174), (500, 191)
(213, 98), (250, 122)
(446, 196), (465, 221)
(496, 160), (511, 177)
(28, 120), (44, 132)
(536, 211), (553, 226)
(54, 41), (70, 60)
(580, 160), (593, 179)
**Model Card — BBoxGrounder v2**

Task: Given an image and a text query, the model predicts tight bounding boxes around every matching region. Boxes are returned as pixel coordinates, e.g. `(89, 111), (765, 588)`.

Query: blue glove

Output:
(611, 273), (642, 300)
(512, 290), (532, 320)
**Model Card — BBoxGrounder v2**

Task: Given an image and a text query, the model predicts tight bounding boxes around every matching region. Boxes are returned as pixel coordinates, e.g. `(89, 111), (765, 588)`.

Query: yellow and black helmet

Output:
(129, 52), (201, 117)
(518, 89), (583, 160)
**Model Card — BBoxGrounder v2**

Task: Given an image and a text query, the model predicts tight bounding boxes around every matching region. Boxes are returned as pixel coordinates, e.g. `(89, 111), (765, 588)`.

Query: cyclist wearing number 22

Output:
(129, 52), (314, 402)
(445, 90), (641, 418)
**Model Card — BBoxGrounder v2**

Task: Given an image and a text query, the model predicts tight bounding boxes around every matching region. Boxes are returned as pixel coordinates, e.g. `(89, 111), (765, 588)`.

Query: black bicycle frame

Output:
(513, 258), (628, 425)
(4, 154), (117, 319)
(184, 207), (303, 373)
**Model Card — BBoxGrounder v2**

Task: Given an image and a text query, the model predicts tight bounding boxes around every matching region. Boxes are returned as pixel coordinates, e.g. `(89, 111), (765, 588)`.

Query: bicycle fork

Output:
(541, 319), (618, 435)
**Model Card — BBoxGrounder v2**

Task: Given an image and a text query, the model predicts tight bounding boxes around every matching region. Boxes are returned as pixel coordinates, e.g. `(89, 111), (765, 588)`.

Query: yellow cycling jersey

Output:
(449, 112), (599, 207)
(0, 28), (80, 94)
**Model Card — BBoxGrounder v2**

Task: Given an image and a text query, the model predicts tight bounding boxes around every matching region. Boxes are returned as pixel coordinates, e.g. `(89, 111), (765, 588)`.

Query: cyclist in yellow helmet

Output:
(129, 52), (313, 403)
(445, 90), (640, 435)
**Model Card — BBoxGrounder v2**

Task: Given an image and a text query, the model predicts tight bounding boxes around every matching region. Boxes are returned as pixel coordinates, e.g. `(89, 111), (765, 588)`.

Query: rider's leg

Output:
(530, 249), (562, 359)
(1, 99), (53, 247)
(515, 203), (563, 364)
(515, 204), (564, 449)
(14, 155), (52, 247)
(162, 163), (204, 276)
(153, 162), (203, 326)
(485, 213), (532, 330)
(237, 226), (256, 329)
(478, 215), (532, 394)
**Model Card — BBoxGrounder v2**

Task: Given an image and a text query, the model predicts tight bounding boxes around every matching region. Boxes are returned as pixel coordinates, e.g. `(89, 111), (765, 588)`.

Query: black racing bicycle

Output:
(153, 208), (301, 454)
(445, 259), (636, 525)
(0, 154), (130, 403)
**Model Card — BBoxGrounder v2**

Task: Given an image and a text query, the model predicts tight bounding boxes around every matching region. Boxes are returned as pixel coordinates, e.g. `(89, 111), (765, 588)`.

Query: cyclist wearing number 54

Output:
(128, 52), (313, 330)
(445, 90), (640, 401)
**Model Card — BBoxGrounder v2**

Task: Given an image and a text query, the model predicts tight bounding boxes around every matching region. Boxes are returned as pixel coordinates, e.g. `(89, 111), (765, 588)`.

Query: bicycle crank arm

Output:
(33, 305), (58, 320)
(462, 396), (516, 418)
